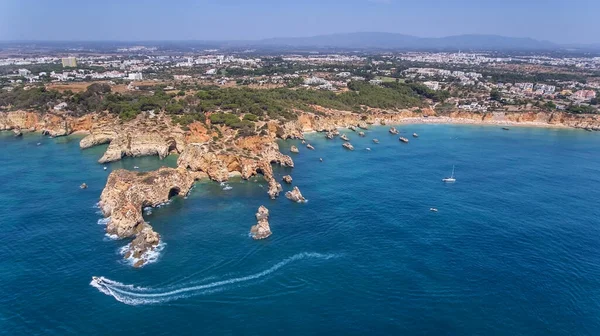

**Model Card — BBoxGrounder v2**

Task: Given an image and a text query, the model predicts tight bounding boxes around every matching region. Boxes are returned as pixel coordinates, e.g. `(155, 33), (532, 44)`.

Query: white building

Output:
(18, 69), (31, 76)
(127, 72), (143, 80)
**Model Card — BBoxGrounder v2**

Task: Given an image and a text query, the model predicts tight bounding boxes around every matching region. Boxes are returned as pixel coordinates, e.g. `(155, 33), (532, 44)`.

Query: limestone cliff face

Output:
(0, 111), (93, 136)
(99, 167), (205, 266)
(443, 111), (600, 130)
(98, 133), (172, 164)
(177, 137), (293, 198)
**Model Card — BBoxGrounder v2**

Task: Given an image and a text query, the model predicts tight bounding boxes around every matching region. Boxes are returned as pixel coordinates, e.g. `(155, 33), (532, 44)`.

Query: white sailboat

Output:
(442, 165), (456, 183)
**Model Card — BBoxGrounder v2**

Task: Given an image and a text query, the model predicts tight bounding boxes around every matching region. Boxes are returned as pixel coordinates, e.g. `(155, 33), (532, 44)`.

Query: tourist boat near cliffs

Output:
(399, 137), (409, 143)
(389, 127), (399, 134)
(340, 134), (349, 141)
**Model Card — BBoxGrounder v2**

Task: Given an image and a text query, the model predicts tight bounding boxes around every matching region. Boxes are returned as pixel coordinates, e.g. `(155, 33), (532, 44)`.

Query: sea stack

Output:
(285, 186), (307, 203)
(290, 145), (299, 153)
(342, 142), (354, 150)
(282, 175), (293, 184)
(250, 206), (272, 240)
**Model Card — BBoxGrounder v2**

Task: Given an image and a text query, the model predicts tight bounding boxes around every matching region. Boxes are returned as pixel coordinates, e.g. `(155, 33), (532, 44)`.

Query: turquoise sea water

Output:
(2, 125), (600, 335)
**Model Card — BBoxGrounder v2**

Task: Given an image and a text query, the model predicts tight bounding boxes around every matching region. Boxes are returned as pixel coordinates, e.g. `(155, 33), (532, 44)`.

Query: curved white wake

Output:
(91, 252), (337, 305)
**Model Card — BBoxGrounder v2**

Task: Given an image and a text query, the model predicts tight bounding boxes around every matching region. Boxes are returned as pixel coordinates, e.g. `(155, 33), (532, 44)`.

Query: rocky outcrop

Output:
(13, 129), (22, 137)
(125, 226), (161, 268)
(177, 143), (231, 181)
(285, 186), (307, 203)
(282, 175), (293, 184)
(342, 142), (354, 150)
(98, 133), (172, 163)
(358, 121), (368, 129)
(178, 138), (293, 199)
(250, 206), (271, 240)
(99, 167), (203, 267)
(290, 145), (299, 153)
(80, 132), (116, 149)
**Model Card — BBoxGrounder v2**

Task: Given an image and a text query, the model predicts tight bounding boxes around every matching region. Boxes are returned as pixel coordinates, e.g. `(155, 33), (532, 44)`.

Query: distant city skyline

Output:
(0, 0), (598, 44)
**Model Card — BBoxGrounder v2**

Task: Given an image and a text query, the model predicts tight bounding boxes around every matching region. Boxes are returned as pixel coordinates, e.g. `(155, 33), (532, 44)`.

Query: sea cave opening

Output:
(168, 187), (181, 199)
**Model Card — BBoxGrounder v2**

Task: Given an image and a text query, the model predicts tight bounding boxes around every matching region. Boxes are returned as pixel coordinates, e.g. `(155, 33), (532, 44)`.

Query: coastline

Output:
(394, 116), (571, 129)
(1, 108), (596, 267)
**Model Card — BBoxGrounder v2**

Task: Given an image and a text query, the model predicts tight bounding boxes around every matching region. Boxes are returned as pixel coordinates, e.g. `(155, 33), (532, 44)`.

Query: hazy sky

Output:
(0, 0), (597, 44)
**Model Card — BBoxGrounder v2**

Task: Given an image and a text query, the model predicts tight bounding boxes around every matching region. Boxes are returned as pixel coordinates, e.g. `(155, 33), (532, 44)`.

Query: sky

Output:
(0, 0), (597, 44)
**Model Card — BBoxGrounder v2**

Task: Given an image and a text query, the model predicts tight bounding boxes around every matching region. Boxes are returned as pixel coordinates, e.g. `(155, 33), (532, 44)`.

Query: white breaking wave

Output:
(103, 233), (120, 241)
(91, 252), (337, 305)
(119, 241), (166, 267)
(97, 217), (110, 226)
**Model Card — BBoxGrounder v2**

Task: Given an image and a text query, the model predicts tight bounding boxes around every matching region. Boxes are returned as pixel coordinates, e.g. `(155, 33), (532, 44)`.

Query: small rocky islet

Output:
(3, 108), (600, 266)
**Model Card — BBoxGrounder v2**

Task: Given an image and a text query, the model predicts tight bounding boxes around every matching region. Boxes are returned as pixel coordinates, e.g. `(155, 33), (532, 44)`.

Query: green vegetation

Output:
(566, 104), (598, 114)
(490, 90), (502, 101)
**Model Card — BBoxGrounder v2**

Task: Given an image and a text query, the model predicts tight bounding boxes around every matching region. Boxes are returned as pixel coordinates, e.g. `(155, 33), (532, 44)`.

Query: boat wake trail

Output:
(90, 252), (337, 305)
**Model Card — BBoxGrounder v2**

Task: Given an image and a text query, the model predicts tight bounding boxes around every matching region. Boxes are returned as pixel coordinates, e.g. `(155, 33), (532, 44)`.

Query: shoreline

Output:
(394, 117), (570, 129)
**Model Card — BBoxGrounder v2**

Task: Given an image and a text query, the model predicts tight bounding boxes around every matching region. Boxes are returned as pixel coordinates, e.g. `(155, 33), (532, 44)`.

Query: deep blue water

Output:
(2, 125), (600, 335)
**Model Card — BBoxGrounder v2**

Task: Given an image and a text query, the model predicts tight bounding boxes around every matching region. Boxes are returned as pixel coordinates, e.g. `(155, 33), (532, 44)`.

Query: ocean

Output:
(1, 125), (600, 335)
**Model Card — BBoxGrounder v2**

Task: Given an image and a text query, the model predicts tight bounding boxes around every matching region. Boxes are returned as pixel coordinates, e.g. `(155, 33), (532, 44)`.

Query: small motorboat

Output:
(92, 276), (103, 284)
(430, 208), (438, 212)
(389, 127), (399, 135)
(319, 158), (323, 162)
(413, 133), (419, 138)
(133, 166), (139, 169)
(340, 134), (349, 141)
(366, 148), (371, 151)
(103, 167), (107, 171)
(502, 127), (510, 131)
(372, 139), (379, 144)
(399, 137), (409, 143)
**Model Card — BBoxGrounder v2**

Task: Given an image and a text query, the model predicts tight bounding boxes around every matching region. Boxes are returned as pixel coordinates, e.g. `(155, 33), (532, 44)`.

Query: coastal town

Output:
(1, 46), (599, 118)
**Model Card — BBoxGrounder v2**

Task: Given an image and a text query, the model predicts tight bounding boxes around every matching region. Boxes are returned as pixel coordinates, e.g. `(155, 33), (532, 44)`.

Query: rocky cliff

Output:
(98, 167), (206, 267)
(177, 136), (293, 198)
(98, 133), (174, 163)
